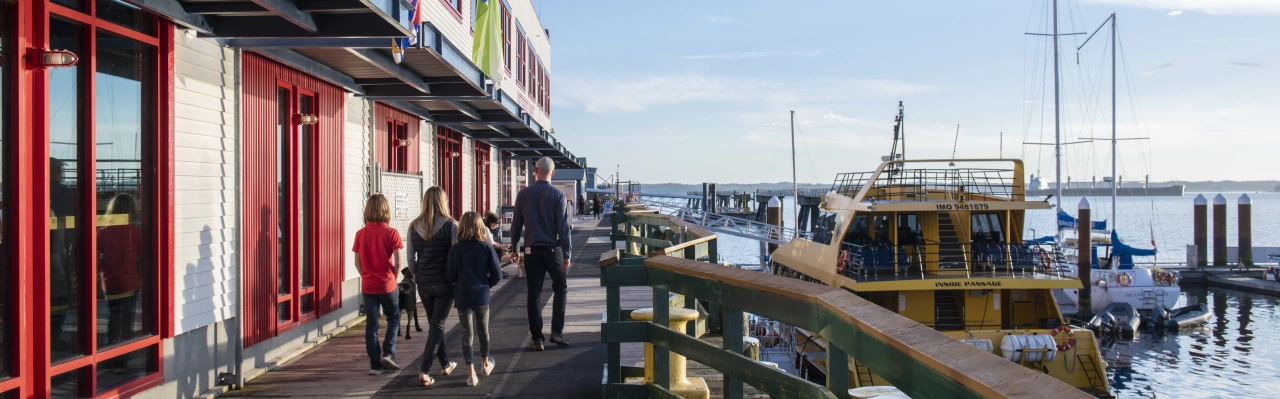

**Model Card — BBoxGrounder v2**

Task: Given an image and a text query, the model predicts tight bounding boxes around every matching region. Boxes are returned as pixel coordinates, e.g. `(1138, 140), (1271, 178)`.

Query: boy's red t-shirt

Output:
(352, 222), (404, 294)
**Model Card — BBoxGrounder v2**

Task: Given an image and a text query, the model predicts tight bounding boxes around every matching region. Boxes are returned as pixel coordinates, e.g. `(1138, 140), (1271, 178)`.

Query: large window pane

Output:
(95, 0), (154, 35)
(298, 94), (312, 292)
(50, 368), (86, 399)
(95, 29), (154, 349)
(48, 17), (86, 365)
(95, 346), (156, 393)
(276, 87), (290, 298)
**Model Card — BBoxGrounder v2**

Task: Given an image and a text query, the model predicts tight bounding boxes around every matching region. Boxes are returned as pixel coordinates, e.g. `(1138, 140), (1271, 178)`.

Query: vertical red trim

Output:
(159, 20), (176, 341)
(11, 0), (34, 396)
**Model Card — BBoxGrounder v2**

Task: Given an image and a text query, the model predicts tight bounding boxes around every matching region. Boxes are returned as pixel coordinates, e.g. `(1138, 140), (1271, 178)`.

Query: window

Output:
(25, 1), (174, 397)
(436, 128), (463, 217)
(474, 143), (491, 213)
(274, 85), (319, 326)
(516, 33), (526, 86)
(501, 152), (514, 206)
(811, 212), (839, 245)
(375, 104), (420, 174)
(439, 0), (464, 21)
(501, 3), (511, 71)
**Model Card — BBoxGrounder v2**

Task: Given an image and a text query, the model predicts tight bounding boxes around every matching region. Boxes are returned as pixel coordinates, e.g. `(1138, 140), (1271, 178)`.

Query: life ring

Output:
(837, 250), (850, 273)
(1116, 273), (1133, 287)
(1038, 248), (1052, 271)
(1052, 325), (1076, 351)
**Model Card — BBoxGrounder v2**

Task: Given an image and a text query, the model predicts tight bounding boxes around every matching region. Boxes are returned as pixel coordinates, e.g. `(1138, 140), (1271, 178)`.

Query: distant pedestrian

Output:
(592, 194), (602, 220)
(578, 194), (587, 220)
(409, 187), (460, 386)
(352, 194), (404, 375)
(484, 211), (512, 278)
(446, 211), (504, 386)
(510, 157), (573, 351)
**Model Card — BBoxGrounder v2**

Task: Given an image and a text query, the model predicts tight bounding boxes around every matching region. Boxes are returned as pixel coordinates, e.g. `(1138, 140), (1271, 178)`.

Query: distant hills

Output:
(633, 180), (1280, 195)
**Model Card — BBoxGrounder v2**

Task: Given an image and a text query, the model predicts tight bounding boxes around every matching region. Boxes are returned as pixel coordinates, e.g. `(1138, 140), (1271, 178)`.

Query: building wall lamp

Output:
(295, 114), (318, 125)
(450, 151), (460, 158)
(29, 48), (79, 69)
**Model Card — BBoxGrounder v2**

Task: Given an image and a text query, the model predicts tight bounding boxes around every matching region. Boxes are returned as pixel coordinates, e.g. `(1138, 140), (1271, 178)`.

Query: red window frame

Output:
(436, 127), (464, 217)
(274, 84), (320, 331)
(516, 33), (525, 86)
(2, 1), (177, 397)
(439, 0), (465, 22)
(374, 103), (420, 174)
(474, 142), (491, 213)
(500, 2), (511, 71)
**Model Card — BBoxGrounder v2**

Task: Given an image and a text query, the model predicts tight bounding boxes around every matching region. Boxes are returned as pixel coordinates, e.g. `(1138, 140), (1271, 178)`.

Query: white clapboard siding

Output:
(173, 30), (238, 333)
(344, 95), (372, 280)
(424, 0), (474, 60)
(495, 0), (551, 128)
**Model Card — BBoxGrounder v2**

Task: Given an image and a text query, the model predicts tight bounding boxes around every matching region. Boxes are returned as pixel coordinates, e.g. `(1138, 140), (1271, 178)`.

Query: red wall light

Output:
(30, 48), (79, 69)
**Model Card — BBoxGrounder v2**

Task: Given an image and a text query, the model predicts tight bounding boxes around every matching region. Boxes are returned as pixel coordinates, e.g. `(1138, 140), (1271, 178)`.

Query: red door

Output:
(474, 142), (491, 214)
(435, 127), (463, 217)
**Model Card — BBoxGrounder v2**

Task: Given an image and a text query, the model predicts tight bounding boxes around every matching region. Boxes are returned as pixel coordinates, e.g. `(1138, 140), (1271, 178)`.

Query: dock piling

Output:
(1239, 194), (1253, 267)
(1194, 194), (1207, 267)
(1214, 194), (1227, 266)
(767, 197), (781, 255)
(1078, 198), (1092, 313)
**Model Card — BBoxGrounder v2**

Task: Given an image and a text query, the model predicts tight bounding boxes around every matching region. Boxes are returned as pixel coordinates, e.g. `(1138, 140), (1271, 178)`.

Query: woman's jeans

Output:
(417, 282), (454, 373)
(362, 289), (399, 370)
(458, 305), (491, 365)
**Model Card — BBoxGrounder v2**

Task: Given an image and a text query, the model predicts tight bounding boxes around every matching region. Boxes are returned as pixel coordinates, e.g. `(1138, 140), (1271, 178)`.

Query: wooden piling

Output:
(1078, 198), (1092, 313)
(1239, 194), (1252, 267)
(1194, 194), (1207, 267)
(767, 197), (781, 254)
(1213, 194), (1227, 266)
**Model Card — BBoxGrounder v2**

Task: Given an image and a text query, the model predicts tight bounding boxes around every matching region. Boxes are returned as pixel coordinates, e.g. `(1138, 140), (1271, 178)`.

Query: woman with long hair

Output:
(445, 211), (504, 386)
(409, 187), (459, 385)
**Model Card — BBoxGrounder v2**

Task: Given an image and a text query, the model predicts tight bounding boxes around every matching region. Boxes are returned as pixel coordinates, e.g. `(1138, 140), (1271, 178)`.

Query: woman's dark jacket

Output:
(410, 217), (457, 285)
(444, 240), (503, 308)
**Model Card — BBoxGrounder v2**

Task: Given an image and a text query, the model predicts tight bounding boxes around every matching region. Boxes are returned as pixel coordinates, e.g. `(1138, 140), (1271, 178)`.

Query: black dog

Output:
(398, 269), (422, 339)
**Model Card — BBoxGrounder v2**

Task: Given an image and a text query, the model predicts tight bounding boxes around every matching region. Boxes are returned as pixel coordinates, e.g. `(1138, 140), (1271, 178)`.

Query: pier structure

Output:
(600, 203), (1094, 399)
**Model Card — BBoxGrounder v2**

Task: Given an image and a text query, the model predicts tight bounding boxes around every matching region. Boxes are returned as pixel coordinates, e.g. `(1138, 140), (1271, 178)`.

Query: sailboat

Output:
(1029, 9), (1178, 314)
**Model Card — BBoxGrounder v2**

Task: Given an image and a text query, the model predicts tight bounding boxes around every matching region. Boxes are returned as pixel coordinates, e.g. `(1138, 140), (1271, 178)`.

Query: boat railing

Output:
(831, 167), (1022, 201)
(602, 204), (1094, 399)
(836, 241), (1052, 277)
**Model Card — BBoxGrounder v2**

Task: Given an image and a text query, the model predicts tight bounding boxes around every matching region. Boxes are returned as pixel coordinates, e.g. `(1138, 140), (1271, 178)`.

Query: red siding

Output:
(241, 53), (345, 347)
(374, 103), (421, 174)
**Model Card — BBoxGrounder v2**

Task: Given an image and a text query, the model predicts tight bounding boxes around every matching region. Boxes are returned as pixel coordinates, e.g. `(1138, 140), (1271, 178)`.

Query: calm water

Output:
(708, 194), (1280, 398)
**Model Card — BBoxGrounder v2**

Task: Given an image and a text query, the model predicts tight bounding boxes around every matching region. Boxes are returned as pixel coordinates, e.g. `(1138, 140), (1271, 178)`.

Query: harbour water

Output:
(708, 193), (1280, 398)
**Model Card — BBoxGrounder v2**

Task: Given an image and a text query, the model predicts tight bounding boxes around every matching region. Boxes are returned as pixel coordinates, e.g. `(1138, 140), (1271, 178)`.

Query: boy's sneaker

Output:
(368, 369), (386, 375)
(380, 355), (401, 370)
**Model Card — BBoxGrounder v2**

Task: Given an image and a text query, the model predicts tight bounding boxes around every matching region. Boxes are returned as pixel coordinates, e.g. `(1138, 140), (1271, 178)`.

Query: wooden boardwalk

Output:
(223, 216), (612, 399)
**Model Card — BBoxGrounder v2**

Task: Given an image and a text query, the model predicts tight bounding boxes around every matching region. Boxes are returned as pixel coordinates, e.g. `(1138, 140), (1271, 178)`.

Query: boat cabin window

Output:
(810, 211), (838, 245)
(970, 213), (1004, 243)
(842, 214), (870, 245)
(898, 214), (921, 245)
(872, 215), (890, 241)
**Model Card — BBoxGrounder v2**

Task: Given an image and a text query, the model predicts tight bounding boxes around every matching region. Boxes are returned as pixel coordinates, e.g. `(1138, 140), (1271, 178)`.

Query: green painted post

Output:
(723, 307), (745, 399)
(828, 344), (850, 396)
(682, 245), (698, 336)
(708, 238), (718, 264)
(607, 284), (621, 384)
(654, 288), (672, 389)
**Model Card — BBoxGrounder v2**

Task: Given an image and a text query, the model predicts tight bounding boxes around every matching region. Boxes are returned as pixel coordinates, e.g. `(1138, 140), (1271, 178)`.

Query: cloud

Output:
(1083, 0), (1280, 15)
(1167, 10), (1183, 15)
(1143, 62), (1179, 75)
(701, 15), (735, 24)
(679, 50), (823, 60)
(1179, 38), (1259, 43)
(1228, 61), (1271, 68)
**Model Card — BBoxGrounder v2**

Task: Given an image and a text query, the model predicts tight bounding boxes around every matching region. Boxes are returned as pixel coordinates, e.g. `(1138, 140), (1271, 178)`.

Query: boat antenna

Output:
(886, 101), (906, 181)
(791, 110), (798, 230)
(949, 124), (960, 166)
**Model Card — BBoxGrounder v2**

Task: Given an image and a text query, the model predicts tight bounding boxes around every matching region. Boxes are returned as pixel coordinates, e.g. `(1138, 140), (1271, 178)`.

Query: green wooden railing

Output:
(600, 204), (1094, 399)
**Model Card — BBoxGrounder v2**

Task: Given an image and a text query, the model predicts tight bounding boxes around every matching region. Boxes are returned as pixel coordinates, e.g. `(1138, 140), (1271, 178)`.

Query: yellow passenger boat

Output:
(769, 158), (1113, 398)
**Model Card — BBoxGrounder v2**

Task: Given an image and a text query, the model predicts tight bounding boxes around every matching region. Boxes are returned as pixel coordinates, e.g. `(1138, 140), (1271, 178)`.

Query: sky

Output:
(534, 0), (1280, 185)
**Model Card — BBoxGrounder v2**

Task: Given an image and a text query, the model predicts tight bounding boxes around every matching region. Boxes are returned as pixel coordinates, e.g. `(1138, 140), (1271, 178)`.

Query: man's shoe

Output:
(441, 361), (457, 376)
(368, 369), (386, 375)
(380, 355), (401, 370)
(529, 340), (545, 351)
(549, 333), (569, 346)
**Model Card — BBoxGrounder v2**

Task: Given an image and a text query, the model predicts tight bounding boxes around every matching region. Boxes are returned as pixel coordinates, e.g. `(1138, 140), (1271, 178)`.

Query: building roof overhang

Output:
(130, 2), (582, 168)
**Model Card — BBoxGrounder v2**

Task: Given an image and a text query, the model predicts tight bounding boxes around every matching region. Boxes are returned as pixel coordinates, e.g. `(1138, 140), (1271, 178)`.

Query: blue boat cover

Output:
(1026, 236), (1056, 243)
(1109, 230), (1156, 269)
(1058, 210), (1107, 230)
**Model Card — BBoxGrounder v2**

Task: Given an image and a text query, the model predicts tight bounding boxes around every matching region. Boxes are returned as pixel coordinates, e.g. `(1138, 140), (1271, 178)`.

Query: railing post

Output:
(654, 288), (671, 389)
(723, 306), (745, 399)
(682, 244), (698, 337)
(828, 343), (850, 397)
(606, 282), (621, 384)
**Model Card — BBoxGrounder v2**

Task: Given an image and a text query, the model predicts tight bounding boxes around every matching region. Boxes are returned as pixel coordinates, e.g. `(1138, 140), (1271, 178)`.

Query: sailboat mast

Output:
(791, 110), (798, 230)
(1111, 13), (1117, 224)
(1053, 0), (1063, 213)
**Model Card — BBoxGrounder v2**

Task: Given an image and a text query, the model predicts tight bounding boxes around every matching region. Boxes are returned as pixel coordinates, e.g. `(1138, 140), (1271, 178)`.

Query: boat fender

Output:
(1117, 273), (1133, 287)
(1052, 325), (1076, 351)
(837, 250), (850, 273)
(1094, 278), (1108, 288)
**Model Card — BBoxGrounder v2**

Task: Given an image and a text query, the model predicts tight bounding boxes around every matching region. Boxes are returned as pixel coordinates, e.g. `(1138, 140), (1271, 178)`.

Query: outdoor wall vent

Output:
(30, 48), (79, 69)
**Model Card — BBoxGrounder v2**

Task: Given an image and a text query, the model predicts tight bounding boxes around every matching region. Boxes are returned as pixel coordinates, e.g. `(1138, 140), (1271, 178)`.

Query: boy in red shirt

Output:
(353, 194), (405, 374)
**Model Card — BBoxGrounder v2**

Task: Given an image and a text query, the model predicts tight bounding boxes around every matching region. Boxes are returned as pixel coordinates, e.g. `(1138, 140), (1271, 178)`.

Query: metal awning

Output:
(128, 0), (413, 38)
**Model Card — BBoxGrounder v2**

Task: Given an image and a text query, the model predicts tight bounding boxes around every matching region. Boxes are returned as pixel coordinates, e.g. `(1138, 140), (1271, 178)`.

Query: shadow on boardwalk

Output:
(224, 217), (612, 398)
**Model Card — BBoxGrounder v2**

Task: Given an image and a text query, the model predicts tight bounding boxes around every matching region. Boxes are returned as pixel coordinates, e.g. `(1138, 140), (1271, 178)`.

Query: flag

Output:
(471, 0), (503, 79)
(392, 38), (405, 64)
(407, 0), (424, 46)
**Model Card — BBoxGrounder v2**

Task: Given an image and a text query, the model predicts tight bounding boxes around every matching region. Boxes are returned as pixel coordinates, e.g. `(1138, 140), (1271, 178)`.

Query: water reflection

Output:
(1103, 286), (1280, 398)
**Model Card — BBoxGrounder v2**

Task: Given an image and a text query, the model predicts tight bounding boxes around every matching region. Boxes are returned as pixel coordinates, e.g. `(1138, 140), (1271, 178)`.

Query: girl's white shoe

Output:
(481, 358), (496, 376)
(419, 373), (435, 386)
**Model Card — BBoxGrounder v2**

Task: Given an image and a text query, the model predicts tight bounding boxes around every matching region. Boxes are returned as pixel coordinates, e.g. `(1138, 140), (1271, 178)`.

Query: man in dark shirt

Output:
(510, 157), (573, 351)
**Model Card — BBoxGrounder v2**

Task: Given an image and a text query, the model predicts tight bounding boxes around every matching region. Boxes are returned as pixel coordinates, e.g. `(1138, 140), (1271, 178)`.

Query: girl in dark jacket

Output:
(446, 211), (504, 386)
(410, 187), (458, 386)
